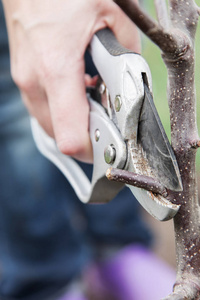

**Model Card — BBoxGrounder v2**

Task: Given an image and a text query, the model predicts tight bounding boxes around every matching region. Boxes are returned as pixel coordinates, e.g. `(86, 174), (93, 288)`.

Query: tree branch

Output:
(106, 167), (167, 197)
(168, 0), (200, 41)
(115, 0), (188, 59)
(116, 0), (200, 299)
(154, 0), (170, 29)
(115, 0), (157, 34)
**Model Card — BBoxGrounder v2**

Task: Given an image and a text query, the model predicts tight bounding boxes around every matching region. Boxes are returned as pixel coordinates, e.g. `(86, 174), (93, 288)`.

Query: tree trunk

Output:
(115, 1), (200, 298)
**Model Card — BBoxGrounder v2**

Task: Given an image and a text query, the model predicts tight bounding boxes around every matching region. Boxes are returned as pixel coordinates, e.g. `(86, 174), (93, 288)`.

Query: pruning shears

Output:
(31, 29), (182, 221)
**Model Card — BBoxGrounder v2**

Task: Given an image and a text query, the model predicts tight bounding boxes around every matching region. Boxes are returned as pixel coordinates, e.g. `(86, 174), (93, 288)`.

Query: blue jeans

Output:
(0, 88), (152, 300)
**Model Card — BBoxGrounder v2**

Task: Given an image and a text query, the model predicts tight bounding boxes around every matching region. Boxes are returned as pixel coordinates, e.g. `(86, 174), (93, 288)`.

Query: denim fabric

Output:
(0, 2), (151, 299)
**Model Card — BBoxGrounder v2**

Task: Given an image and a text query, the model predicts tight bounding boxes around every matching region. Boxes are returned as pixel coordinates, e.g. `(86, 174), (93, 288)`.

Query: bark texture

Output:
(115, 0), (200, 299)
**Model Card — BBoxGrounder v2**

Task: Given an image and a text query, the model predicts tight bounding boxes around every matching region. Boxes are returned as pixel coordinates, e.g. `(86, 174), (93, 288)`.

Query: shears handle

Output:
(31, 29), (180, 221)
(31, 96), (126, 204)
(32, 29), (131, 204)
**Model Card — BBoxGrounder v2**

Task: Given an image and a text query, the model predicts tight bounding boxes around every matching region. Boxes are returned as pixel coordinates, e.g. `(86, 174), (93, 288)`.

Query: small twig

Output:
(168, 0), (199, 41)
(115, 0), (158, 36)
(154, 0), (170, 29)
(115, 0), (186, 55)
(106, 167), (168, 197)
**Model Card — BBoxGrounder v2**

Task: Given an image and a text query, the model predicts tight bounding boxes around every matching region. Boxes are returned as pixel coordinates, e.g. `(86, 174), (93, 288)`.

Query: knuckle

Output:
(11, 65), (36, 93)
(90, 0), (108, 15)
(57, 138), (85, 157)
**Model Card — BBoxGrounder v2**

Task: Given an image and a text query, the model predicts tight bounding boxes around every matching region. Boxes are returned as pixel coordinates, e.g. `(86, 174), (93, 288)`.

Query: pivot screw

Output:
(104, 145), (116, 164)
(115, 95), (122, 112)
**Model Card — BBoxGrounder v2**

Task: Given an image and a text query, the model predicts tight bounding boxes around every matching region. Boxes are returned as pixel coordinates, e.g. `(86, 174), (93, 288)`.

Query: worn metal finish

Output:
(138, 84), (182, 191)
(90, 29), (181, 220)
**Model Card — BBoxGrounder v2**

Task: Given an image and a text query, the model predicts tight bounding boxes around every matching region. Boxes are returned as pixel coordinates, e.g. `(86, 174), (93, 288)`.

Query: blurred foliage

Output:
(140, 1), (200, 170)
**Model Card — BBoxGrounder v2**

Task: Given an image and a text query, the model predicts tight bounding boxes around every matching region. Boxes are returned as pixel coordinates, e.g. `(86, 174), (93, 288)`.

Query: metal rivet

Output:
(104, 145), (116, 164)
(99, 83), (106, 95)
(95, 129), (100, 142)
(115, 95), (122, 112)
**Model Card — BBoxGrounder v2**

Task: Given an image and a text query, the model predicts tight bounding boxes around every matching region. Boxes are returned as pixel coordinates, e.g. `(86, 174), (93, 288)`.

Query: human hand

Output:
(3, 0), (140, 163)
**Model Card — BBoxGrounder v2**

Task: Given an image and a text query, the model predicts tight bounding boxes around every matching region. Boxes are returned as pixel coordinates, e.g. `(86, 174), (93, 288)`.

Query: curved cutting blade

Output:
(137, 84), (182, 191)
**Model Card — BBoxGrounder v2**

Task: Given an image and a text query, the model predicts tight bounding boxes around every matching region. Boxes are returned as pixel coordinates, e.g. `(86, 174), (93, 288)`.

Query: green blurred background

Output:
(140, 1), (200, 170)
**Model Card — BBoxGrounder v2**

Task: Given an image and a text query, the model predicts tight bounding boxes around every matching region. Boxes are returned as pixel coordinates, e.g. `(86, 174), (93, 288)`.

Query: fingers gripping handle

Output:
(31, 98), (127, 204)
(30, 29), (130, 204)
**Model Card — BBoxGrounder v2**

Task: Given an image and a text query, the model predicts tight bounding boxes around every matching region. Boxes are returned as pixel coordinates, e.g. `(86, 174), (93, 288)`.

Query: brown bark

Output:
(106, 167), (168, 196)
(115, 0), (200, 299)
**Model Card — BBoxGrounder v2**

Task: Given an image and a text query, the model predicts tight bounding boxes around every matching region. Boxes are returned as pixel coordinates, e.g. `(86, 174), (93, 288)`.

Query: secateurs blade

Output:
(31, 28), (182, 221)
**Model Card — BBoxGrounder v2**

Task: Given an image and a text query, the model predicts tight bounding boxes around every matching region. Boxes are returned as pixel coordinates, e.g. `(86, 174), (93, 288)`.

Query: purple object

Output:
(58, 290), (87, 300)
(83, 245), (176, 300)
(97, 245), (175, 300)
(58, 245), (176, 300)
